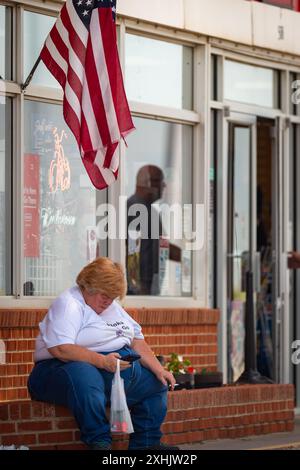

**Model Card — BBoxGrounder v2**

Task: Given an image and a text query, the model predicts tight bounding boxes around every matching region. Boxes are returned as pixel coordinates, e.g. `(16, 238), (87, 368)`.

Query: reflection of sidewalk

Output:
(180, 416), (300, 450)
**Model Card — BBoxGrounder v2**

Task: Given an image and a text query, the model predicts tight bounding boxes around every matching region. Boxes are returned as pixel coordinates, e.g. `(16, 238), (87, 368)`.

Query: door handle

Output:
(254, 252), (261, 293)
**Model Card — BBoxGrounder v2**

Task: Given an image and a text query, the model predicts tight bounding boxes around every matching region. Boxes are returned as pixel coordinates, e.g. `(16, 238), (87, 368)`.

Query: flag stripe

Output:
(108, 144), (119, 173)
(40, 0), (134, 190)
(63, 99), (81, 145)
(45, 35), (68, 77)
(49, 26), (69, 63)
(65, 1), (88, 46)
(82, 77), (104, 150)
(45, 36), (83, 128)
(90, 10), (120, 143)
(84, 37), (111, 147)
(99, 9), (133, 134)
(40, 45), (66, 88)
(61, 5), (87, 65)
(54, 18), (84, 105)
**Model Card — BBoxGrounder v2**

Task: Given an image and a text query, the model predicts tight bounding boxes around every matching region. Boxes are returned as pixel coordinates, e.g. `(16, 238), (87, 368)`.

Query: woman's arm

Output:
(48, 344), (131, 372)
(131, 338), (176, 390)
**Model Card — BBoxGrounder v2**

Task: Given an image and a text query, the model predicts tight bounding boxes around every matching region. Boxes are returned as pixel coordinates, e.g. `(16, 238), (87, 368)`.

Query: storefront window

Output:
(23, 101), (106, 296)
(23, 11), (58, 88)
(0, 5), (12, 80)
(224, 60), (279, 108)
(0, 96), (12, 295)
(209, 110), (219, 307)
(125, 34), (193, 110)
(125, 117), (193, 297)
(211, 54), (220, 102)
(290, 72), (300, 116)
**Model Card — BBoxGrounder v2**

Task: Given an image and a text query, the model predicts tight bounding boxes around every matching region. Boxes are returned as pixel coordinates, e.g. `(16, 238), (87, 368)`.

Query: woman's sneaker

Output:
(89, 441), (112, 450)
(136, 443), (180, 450)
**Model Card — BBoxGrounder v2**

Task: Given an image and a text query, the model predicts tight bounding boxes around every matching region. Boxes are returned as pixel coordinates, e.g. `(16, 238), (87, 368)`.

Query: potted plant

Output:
(194, 368), (223, 389)
(165, 353), (196, 390)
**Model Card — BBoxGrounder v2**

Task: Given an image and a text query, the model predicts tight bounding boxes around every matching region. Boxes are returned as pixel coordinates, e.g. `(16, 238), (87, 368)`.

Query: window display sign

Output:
(24, 101), (97, 296)
(159, 237), (170, 296)
(127, 230), (141, 294)
(24, 154), (40, 258)
(230, 300), (245, 382)
(86, 227), (98, 262)
(182, 250), (192, 294)
(49, 128), (71, 193)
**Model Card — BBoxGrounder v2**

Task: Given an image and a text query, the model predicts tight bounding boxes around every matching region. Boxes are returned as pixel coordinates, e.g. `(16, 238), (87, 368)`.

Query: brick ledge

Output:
(0, 308), (220, 327)
(0, 384), (295, 449)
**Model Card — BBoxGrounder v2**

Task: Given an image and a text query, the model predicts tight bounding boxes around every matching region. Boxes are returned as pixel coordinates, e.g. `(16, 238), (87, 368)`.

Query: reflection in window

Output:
(224, 60), (278, 108)
(211, 54), (219, 102)
(24, 11), (58, 88)
(232, 127), (250, 300)
(290, 72), (300, 116)
(125, 117), (193, 297)
(0, 97), (12, 295)
(23, 101), (106, 296)
(0, 5), (12, 80)
(125, 34), (193, 110)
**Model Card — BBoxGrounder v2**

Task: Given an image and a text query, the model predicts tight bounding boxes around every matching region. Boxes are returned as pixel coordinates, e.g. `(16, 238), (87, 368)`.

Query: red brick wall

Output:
(0, 385), (294, 449)
(253, 0), (300, 11)
(0, 308), (219, 402)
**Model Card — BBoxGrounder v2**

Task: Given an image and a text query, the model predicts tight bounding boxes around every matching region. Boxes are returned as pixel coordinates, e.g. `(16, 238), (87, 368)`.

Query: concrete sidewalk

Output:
(179, 416), (300, 450)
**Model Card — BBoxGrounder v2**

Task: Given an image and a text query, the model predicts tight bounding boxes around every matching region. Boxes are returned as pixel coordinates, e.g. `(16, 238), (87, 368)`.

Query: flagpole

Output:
(21, 56), (42, 91)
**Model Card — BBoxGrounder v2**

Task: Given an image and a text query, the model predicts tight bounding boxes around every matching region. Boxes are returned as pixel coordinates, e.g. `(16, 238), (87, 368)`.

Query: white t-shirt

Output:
(34, 286), (144, 362)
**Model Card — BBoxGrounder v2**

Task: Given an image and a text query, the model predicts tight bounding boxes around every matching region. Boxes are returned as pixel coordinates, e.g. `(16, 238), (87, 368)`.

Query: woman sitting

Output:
(28, 257), (177, 450)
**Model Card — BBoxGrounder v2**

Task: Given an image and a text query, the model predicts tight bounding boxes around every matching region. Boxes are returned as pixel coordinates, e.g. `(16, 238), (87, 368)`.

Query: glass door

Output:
(256, 118), (278, 382)
(224, 113), (285, 384)
(226, 115), (257, 383)
(291, 123), (300, 405)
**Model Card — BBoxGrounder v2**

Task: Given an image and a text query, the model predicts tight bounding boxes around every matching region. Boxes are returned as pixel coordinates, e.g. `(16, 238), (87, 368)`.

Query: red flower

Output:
(187, 366), (195, 374)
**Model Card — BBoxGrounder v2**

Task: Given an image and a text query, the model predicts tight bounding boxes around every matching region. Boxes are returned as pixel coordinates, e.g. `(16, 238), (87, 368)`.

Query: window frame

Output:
(0, 2), (13, 81)
(0, 5), (204, 308)
(3, 1), (300, 309)
(223, 58), (281, 110)
(111, 20), (205, 307)
(0, 93), (13, 295)
(124, 30), (194, 111)
(209, 45), (300, 381)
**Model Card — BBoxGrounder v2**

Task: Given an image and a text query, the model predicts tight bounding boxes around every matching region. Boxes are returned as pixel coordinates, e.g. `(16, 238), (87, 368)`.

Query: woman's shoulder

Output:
(111, 301), (133, 320)
(49, 286), (84, 315)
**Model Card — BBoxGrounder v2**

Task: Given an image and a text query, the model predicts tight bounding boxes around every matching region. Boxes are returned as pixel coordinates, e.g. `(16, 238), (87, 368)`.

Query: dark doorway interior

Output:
(256, 118), (274, 380)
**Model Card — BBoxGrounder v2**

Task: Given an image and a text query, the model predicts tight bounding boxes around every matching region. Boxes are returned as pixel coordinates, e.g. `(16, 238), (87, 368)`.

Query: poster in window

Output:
(230, 300), (245, 382)
(159, 237), (170, 296)
(182, 250), (192, 294)
(24, 154), (40, 258)
(86, 227), (98, 262)
(127, 230), (141, 294)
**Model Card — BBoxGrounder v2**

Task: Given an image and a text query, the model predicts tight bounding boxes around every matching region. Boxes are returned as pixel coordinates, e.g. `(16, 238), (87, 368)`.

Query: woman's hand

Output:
(101, 353), (132, 373)
(155, 369), (176, 390)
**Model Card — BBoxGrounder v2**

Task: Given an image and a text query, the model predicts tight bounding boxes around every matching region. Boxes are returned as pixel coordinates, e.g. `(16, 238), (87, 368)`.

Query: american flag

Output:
(40, 0), (134, 190)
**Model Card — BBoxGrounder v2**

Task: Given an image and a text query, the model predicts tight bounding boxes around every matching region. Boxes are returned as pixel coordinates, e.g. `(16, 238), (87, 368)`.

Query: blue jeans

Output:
(27, 346), (168, 449)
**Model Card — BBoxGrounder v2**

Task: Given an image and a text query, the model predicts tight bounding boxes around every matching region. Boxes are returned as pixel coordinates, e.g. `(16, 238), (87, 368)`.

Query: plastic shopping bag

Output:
(110, 359), (134, 434)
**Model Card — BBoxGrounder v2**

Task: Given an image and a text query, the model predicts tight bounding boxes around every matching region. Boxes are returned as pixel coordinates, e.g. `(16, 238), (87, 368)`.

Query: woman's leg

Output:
(28, 359), (111, 446)
(125, 364), (168, 449)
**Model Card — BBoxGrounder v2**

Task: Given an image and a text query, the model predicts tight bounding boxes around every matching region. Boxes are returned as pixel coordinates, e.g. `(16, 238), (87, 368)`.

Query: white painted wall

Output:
(252, 1), (300, 55)
(183, 0), (252, 45)
(118, 0), (300, 57)
(118, 0), (185, 29)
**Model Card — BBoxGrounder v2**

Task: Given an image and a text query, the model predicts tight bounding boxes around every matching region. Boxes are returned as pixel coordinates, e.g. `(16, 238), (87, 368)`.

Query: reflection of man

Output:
(257, 186), (268, 252)
(126, 165), (180, 295)
(23, 281), (34, 296)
